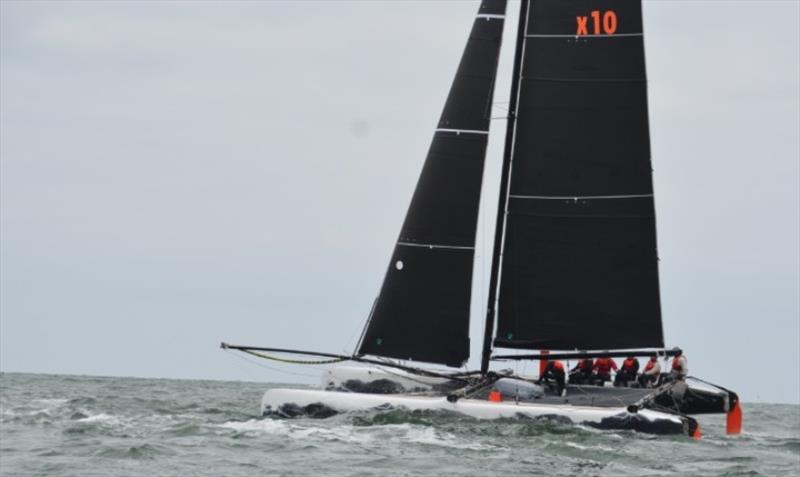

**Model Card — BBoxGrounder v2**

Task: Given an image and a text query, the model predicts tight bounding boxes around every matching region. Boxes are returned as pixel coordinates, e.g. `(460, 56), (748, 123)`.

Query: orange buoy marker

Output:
(691, 422), (702, 440)
(539, 350), (550, 377)
(488, 390), (502, 402)
(726, 400), (743, 435)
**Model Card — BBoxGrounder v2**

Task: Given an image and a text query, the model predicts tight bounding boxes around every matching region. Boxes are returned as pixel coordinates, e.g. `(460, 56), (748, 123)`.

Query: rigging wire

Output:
(223, 348), (266, 382)
(223, 343), (474, 383)
(239, 348), (347, 365)
(492, 102), (509, 112)
(223, 348), (322, 379)
(492, 102), (510, 119)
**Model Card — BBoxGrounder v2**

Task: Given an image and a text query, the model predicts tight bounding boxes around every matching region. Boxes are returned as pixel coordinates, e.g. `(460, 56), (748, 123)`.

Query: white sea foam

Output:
(77, 413), (117, 423)
(403, 426), (494, 450)
(33, 399), (68, 405)
(31, 399), (68, 414)
(345, 423), (493, 450)
(219, 418), (290, 434)
(218, 419), (375, 444)
(1, 399), (69, 418)
(564, 441), (589, 450)
(564, 441), (618, 452)
(217, 420), (497, 449)
(293, 425), (376, 444)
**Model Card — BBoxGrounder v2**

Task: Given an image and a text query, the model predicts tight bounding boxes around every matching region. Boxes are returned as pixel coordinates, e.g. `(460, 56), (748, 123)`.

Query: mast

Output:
(481, 0), (529, 374)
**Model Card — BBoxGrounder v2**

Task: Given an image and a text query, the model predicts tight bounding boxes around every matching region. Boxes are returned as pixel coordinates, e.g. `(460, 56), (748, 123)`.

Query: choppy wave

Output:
(1, 373), (798, 477)
(217, 418), (497, 451)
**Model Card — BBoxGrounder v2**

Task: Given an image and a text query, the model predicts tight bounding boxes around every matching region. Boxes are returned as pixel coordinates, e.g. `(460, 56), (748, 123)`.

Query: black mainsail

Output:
(490, 0), (664, 353)
(357, 0), (507, 367)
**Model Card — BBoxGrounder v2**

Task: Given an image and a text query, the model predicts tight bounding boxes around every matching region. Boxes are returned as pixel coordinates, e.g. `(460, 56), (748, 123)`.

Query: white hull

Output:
(321, 365), (452, 392)
(260, 387), (692, 435)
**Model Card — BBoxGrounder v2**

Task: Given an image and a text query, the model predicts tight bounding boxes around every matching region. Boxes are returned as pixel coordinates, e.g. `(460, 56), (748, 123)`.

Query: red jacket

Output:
(593, 358), (618, 376)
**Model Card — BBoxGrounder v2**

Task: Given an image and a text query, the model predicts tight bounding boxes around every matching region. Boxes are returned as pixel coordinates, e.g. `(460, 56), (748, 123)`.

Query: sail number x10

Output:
(576, 10), (618, 35)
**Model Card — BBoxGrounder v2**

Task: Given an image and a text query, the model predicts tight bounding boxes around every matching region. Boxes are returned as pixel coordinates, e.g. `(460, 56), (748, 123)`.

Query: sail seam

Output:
(526, 33), (643, 38)
(397, 241), (474, 251)
(510, 194), (654, 200)
(526, 77), (645, 84)
(508, 214), (654, 219)
(434, 128), (489, 135)
(476, 14), (505, 20)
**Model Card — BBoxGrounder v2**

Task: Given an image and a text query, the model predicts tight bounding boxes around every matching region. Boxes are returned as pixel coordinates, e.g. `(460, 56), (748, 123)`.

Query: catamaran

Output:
(222, 0), (742, 437)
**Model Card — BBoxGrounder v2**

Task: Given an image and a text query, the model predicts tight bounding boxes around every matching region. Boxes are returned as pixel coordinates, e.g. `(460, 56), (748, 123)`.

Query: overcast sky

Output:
(1, 1), (798, 405)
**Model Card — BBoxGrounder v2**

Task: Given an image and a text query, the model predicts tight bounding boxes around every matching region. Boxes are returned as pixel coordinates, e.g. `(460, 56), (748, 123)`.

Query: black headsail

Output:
(490, 0), (664, 353)
(358, 0), (507, 367)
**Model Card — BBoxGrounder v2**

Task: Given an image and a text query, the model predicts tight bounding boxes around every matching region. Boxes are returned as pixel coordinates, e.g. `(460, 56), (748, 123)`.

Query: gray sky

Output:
(1, 1), (798, 405)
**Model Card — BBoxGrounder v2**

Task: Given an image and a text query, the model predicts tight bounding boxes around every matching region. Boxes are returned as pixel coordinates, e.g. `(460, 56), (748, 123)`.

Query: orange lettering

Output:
(591, 10), (601, 34)
(578, 10), (619, 36)
(576, 16), (588, 35)
(603, 10), (618, 34)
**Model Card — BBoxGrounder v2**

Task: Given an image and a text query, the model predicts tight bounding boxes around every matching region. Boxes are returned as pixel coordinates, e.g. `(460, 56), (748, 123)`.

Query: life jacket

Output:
(622, 358), (637, 371)
(645, 360), (657, 372)
(578, 359), (592, 373)
(672, 356), (684, 371)
(594, 358), (616, 375)
(550, 360), (564, 372)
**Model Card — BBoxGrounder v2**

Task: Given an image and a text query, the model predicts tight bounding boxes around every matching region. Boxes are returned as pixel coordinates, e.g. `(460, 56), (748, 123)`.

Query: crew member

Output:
(592, 356), (618, 384)
(613, 356), (639, 387)
(638, 354), (661, 387)
(669, 350), (688, 380)
(537, 360), (566, 395)
(569, 358), (593, 385)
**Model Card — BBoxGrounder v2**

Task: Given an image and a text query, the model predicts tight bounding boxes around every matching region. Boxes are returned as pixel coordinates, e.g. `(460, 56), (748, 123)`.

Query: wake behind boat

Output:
(223, 0), (742, 437)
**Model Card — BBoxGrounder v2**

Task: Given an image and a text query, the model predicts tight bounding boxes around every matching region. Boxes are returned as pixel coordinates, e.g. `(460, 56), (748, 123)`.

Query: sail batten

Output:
(525, 33), (643, 38)
(358, 0), (507, 368)
(510, 194), (654, 200)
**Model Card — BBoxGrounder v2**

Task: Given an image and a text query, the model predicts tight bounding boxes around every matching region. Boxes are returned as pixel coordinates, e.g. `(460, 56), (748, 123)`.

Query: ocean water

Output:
(1, 373), (798, 477)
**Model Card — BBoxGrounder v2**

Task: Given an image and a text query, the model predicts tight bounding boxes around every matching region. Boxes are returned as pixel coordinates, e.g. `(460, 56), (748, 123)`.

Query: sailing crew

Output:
(669, 350), (688, 380)
(613, 356), (639, 387)
(537, 360), (566, 395)
(592, 356), (618, 384)
(569, 358), (594, 385)
(638, 354), (661, 387)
